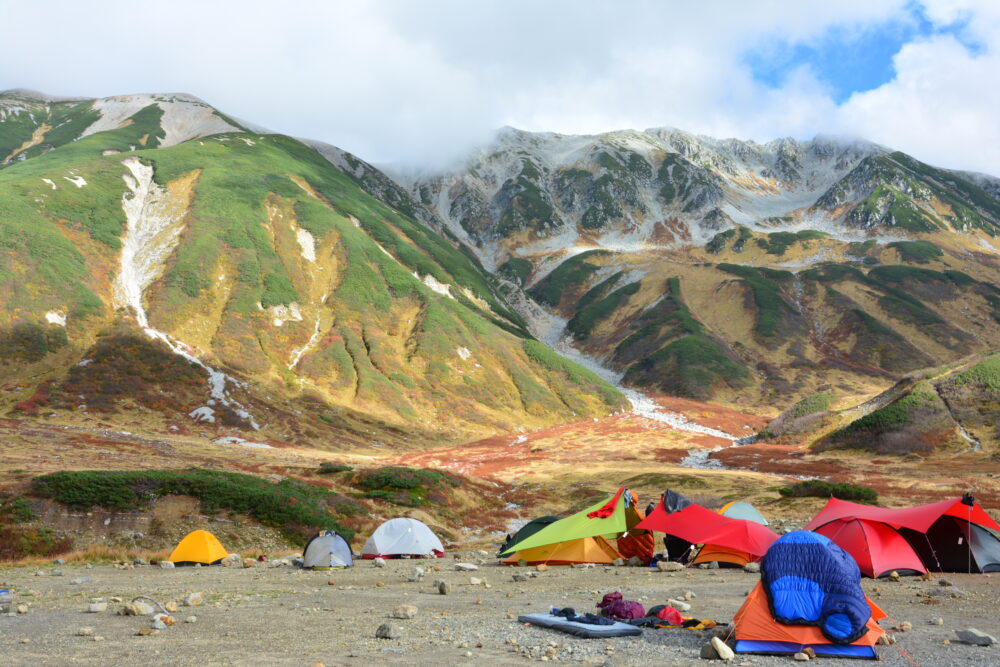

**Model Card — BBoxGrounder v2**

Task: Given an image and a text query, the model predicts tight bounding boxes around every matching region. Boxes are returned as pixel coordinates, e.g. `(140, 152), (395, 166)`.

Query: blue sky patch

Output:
(745, 5), (981, 103)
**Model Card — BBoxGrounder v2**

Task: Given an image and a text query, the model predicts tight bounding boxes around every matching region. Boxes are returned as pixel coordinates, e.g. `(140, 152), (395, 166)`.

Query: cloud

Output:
(1, 1), (998, 174)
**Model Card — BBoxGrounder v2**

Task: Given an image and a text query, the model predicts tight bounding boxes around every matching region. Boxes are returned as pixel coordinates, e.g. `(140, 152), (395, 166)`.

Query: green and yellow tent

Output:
(501, 488), (651, 565)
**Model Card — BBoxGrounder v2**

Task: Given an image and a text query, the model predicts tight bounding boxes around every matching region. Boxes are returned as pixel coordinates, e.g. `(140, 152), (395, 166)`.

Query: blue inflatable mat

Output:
(518, 613), (643, 638)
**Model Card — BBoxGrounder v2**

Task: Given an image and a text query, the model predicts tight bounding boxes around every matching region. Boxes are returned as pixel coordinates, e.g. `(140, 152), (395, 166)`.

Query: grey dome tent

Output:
(303, 530), (353, 569)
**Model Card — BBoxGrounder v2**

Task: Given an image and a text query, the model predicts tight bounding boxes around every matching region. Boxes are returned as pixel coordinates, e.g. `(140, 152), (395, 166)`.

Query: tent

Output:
(734, 531), (887, 659)
(691, 501), (770, 567)
(500, 488), (651, 564)
(720, 501), (769, 525)
(502, 535), (621, 565)
(735, 582), (886, 658)
(804, 495), (1000, 573)
(814, 519), (926, 578)
(303, 530), (353, 569)
(638, 502), (779, 564)
(168, 529), (228, 565)
(361, 518), (444, 559)
(498, 516), (561, 556)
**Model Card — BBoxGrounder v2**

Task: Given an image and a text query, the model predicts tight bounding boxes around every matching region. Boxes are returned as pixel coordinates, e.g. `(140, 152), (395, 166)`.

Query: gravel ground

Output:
(1, 558), (998, 666)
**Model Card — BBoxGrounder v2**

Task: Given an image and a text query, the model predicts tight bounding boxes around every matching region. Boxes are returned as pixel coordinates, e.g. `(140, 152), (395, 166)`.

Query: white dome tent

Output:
(361, 517), (445, 559)
(302, 530), (353, 569)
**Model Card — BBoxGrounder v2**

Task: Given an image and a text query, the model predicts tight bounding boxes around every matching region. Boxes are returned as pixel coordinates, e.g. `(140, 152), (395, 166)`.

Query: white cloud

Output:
(1, 1), (998, 174)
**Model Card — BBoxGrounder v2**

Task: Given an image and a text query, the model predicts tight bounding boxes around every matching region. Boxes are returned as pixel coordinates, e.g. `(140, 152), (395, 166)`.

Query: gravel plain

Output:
(1, 558), (998, 666)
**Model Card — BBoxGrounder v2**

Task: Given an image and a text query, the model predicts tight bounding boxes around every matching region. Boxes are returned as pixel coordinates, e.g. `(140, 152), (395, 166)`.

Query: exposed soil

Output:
(0, 559), (997, 665)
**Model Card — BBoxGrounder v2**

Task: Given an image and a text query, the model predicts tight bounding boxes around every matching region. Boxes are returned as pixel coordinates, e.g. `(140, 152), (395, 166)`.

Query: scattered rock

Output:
(612, 558), (625, 567)
(667, 599), (691, 612)
(153, 613), (175, 627)
(877, 634), (896, 645)
(376, 582), (385, 587)
(683, 590), (696, 601)
(121, 601), (156, 616)
(375, 623), (400, 639)
(658, 561), (684, 572)
(700, 642), (718, 660)
(164, 601), (178, 613)
(158, 561), (175, 569)
(898, 621), (912, 632)
(51, 569), (64, 576)
(438, 581), (452, 595)
(135, 627), (158, 637)
(391, 605), (418, 619)
(70, 577), (91, 585)
(53, 559), (66, 565)
(110, 597), (122, 603)
(242, 559), (256, 568)
(802, 647), (816, 658)
(87, 603), (107, 613)
(77, 627), (94, 637)
(183, 592), (203, 607)
(151, 619), (167, 630)
(930, 617), (944, 625)
(469, 577), (483, 585)
(185, 616), (197, 624)
(711, 637), (734, 661)
(455, 563), (479, 571)
(888, 571), (900, 582)
(793, 651), (810, 661)
(938, 578), (953, 587)
(15, 604), (28, 615)
(512, 573), (529, 582)
(955, 628), (998, 646)
(626, 556), (643, 567)
(373, 558), (386, 568)
(133, 557), (148, 566)
(408, 567), (425, 582)
(536, 564), (549, 572)
(742, 562), (760, 574)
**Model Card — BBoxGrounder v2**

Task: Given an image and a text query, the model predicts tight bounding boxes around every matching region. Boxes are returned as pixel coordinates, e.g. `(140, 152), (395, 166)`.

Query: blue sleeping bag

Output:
(761, 530), (870, 644)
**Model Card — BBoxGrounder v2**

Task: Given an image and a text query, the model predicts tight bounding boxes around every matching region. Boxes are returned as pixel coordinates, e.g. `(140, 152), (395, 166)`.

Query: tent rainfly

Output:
(638, 502), (779, 562)
(361, 518), (444, 559)
(303, 530), (353, 569)
(814, 519), (926, 578)
(168, 529), (229, 565)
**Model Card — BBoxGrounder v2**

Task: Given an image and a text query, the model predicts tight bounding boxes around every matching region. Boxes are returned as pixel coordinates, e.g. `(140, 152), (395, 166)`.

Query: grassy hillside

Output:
(0, 95), (625, 445)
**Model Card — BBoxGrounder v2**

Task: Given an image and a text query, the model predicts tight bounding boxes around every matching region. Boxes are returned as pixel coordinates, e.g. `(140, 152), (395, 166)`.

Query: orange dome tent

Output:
(168, 529), (228, 565)
(734, 582), (886, 658)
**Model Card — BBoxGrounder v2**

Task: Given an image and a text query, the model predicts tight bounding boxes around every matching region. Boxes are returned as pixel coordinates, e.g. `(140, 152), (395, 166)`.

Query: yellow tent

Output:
(502, 535), (621, 565)
(168, 529), (228, 565)
(691, 544), (754, 567)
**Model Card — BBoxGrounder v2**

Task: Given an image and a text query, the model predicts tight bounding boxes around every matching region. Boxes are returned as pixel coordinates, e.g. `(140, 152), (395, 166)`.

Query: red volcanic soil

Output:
(713, 444), (850, 478)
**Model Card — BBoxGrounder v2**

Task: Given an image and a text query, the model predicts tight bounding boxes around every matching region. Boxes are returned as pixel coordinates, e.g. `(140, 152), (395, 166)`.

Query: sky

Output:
(2, 0), (999, 174)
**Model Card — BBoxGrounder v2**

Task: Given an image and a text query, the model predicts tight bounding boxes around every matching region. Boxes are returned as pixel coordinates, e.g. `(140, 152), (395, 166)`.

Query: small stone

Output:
(683, 590), (696, 601)
(877, 634), (896, 645)
(512, 573), (529, 582)
(700, 642), (718, 659)
(667, 599), (691, 612)
(19, 638), (29, 644)
(938, 578), (953, 587)
(110, 597), (122, 603)
(327, 579), (336, 586)
(536, 564), (549, 572)
(658, 561), (684, 572)
(612, 558), (625, 567)
(455, 563), (479, 571)
(151, 619), (167, 630)
(408, 567), (425, 582)
(70, 577), (91, 585)
(376, 581), (385, 587)
(887, 571), (900, 582)
(53, 558), (66, 565)
(898, 621), (912, 632)
(942, 639), (950, 645)
(707, 561), (720, 569)
(77, 627), (95, 637)
(438, 581), (451, 595)
(242, 558), (255, 568)
(122, 600), (156, 616)
(470, 577), (483, 585)
(51, 569), (64, 576)
(87, 603), (107, 613)
(133, 557), (148, 566)
(373, 558), (386, 568)
(121, 563), (133, 571)
(183, 592), (203, 607)
(375, 623), (400, 639)
(626, 556), (643, 567)
(153, 613), (175, 627)
(802, 648), (816, 659)
(392, 605), (418, 619)
(158, 560), (175, 569)
(930, 617), (944, 625)
(164, 601), (178, 613)
(742, 562), (760, 573)
(711, 636), (734, 661)
(793, 651), (810, 661)
(15, 604), (29, 614)
(135, 627), (157, 637)
(185, 616), (197, 624)
(955, 628), (998, 646)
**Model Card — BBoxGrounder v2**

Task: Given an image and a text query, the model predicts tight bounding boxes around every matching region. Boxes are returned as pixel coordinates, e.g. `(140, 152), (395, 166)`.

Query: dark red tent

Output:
(814, 518), (926, 578)
(637, 503), (779, 559)
(805, 496), (1000, 573)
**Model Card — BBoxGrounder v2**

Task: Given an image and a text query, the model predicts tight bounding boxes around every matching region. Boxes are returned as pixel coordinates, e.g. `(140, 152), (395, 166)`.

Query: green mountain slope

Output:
(0, 91), (624, 445)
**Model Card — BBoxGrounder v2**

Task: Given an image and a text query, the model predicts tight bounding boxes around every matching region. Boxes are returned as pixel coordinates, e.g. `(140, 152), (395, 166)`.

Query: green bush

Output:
(887, 240), (943, 264)
(353, 466), (460, 507)
(30, 469), (353, 540)
(317, 462), (353, 474)
(778, 480), (878, 504)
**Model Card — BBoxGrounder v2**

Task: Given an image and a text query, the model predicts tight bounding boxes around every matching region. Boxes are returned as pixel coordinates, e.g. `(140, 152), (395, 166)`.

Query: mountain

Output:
(0, 90), (625, 446)
(393, 127), (1000, 408)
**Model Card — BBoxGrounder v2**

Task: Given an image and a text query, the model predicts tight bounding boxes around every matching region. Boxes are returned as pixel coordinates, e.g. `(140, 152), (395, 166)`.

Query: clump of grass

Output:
(887, 240), (943, 264)
(779, 480), (878, 504)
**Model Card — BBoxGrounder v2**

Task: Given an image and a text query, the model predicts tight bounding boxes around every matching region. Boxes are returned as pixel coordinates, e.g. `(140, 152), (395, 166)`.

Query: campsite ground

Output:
(0, 558), (997, 666)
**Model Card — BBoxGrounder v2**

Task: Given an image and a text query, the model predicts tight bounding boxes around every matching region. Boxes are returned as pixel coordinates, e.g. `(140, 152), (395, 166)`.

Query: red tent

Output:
(814, 518), (926, 578)
(637, 503), (779, 559)
(804, 496), (1000, 533)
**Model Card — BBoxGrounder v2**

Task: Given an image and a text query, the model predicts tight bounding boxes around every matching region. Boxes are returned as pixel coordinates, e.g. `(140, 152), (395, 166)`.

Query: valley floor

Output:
(0, 558), (997, 665)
